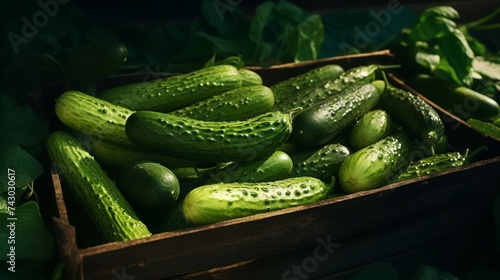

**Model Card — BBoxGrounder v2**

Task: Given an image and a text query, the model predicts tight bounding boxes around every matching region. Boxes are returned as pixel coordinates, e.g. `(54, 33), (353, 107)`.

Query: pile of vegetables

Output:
(1, 2), (499, 279)
(45, 58), (488, 241)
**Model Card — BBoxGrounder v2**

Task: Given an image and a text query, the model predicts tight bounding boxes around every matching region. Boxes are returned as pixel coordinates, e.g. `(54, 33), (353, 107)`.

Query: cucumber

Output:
(349, 109), (393, 151)
(395, 145), (487, 182)
(395, 150), (467, 182)
(274, 64), (384, 112)
(338, 133), (413, 194)
(116, 161), (180, 229)
(46, 130), (151, 242)
(239, 68), (263, 86)
(55, 90), (136, 147)
(408, 74), (500, 121)
(271, 64), (345, 105)
(89, 140), (193, 168)
(169, 85), (274, 121)
(288, 143), (350, 183)
(64, 39), (128, 84)
(379, 85), (445, 147)
(205, 150), (293, 184)
(290, 83), (382, 148)
(183, 176), (333, 225)
(158, 200), (192, 232)
(99, 65), (243, 112)
(125, 111), (293, 163)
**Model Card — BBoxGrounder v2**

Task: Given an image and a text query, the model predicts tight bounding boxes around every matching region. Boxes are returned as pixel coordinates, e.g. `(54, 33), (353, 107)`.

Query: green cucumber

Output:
(116, 161), (180, 229)
(349, 109), (393, 151)
(395, 151), (467, 182)
(274, 64), (385, 112)
(239, 68), (263, 86)
(408, 74), (500, 121)
(55, 90), (136, 147)
(338, 133), (413, 194)
(125, 111), (293, 163)
(99, 65), (243, 112)
(271, 64), (345, 105)
(46, 130), (151, 242)
(64, 39), (128, 84)
(379, 85), (445, 147)
(288, 143), (350, 183)
(395, 145), (487, 182)
(89, 140), (193, 168)
(183, 176), (333, 225)
(169, 85), (274, 121)
(205, 150), (293, 184)
(158, 200), (192, 232)
(290, 83), (382, 148)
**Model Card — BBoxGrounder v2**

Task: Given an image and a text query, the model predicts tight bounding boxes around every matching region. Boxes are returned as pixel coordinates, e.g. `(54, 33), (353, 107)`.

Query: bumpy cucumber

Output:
(395, 150), (467, 182)
(89, 140), (193, 168)
(46, 130), (151, 242)
(55, 90), (136, 147)
(338, 133), (413, 194)
(239, 68), (263, 86)
(183, 176), (333, 225)
(379, 85), (445, 146)
(125, 111), (293, 163)
(99, 65), (243, 112)
(349, 109), (393, 151)
(288, 143), (350, 183)
(395, 145), (486, 182)
(169, 85), (274, 121)
(274, 64), (383, 112)
(291, 82), (382, 148)
(271, 64), (344, 105)
(205, 150), (293, 184)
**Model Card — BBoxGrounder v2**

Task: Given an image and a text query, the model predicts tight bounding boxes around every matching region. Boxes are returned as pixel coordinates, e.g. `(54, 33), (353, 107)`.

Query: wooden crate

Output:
(39, 50), (500, 280)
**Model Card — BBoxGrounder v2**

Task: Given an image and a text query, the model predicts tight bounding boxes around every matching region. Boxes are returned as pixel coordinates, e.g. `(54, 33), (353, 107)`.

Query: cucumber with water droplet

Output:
(288, 143), (351, 183)
(338, 132), (413, 194)
(55, 90), (136, 147)
(99, 64), (243, 112)
(125, 110), (294, 163)
(205, 150), (293, 184)
(170, 85), (274, 121)
(46, 130), (151, 242)
(183, 176), (333, 225)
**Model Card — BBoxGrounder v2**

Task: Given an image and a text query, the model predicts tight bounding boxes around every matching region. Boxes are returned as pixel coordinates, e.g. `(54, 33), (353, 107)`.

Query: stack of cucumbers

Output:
(46, 62), (483, 241)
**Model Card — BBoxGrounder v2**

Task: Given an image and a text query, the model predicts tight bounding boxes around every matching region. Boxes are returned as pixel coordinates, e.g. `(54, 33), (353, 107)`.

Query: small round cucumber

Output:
(349, 109), (393, 151)
(205, 150), (293, 184)
(117, 161), (180, 216)
(338, 133), (412, 194)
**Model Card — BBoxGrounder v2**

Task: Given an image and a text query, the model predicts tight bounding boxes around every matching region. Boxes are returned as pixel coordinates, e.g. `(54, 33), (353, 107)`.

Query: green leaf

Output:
(249, 1), (276, 44)
(0, 201), (54, 260)
(434, 30), (474, 86)
(0, 92), (47, 147)
(200, 0), (248, 38)
(409, 16), (457, 44)
(274, 0), (304, 24)
(279, 14), (324, 62)
(0, 143), (43, 195)
(473, 57), (500, 81)
(420, 6), (460, 21)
